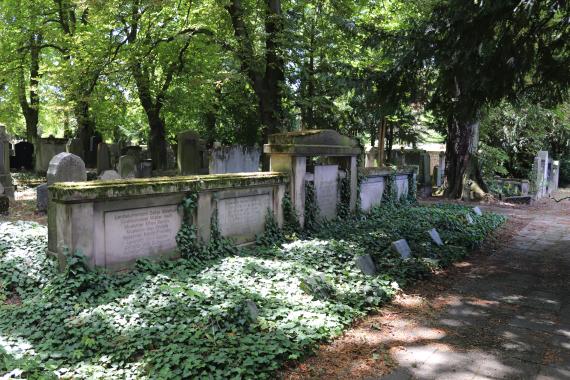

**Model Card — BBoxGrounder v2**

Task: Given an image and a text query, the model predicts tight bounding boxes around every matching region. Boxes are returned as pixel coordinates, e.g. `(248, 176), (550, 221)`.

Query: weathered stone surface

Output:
(36, 184), (48, 212)
(428, 228), (444, 246)
(98, 170), (121, 180)
(466, 214), (474, 224)
(392, 239), (412, 259)
(0, 126), (14, 199)
(0, 194), (8, 214)
(264, 129), (360, 156)
(118, 155), (137, 178)
(104, 205), (182, 266)
(66, 138), (84, 160)
(395, 175), (409, 200)
(139, 159), (153, 178)
(360, 176), (385, 212)
(356, 254), (378, 276)
(96, 143), (111, 174)
(46, 152), (87, 185)
(35, 137), (67, 173)
(217, 190), (272, 244)
(177, 130), (207, 175)
(0, 182), (3, 195)
(473, 206), (483, 216)
(314, 165), (339, 220)
(209, 145), (260, 174)
(300, 274), (334, 299)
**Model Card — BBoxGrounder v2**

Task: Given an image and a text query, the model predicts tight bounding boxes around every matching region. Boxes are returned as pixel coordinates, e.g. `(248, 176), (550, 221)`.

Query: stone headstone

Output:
(0, 194), (8, 214)
(85, 134), (102, 167)
(0, 126), (15, 199)
(360, 176), (385, 212)
(466, 214), (474, 225)
(36, 183), (48, 212)
(244, 300), (259, 321)
(313, 165), (339, 220)
(108, 143), (121, 168)
(177, 130), (207, 175)
(392, 239), (411, 259)
(209, 145), (261, 174)
(139, 159), (153, 178)
(118, 155), (137, 178)
(96, 143), (111, 174)
(473, 206), (483, 216)
(0, 182), (3, 195)
(99, 170), (121, 181)
(35, 137), (67, 173)
(47, 152), (87, 185)
(428, 228), (444, 246)
(66, 138), (84, 160)
(14, 141), (34, 170)
(356, 254), (377, 276)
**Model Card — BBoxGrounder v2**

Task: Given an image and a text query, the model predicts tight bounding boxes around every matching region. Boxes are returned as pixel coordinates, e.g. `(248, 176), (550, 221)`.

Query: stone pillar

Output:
(536, 151), (549, 197)
(270, 155), (306, 227)
(552, 161), (560, 192)
(0, 126), (15, 199)
(349, 156), (357, 211)
(97, 143), (111, 174)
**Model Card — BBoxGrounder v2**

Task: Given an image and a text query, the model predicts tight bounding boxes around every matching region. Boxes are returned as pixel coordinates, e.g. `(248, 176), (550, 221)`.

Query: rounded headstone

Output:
(99, 170), (121, 181)
(46, 152), (87, 185)
(118, 155), (137, 178)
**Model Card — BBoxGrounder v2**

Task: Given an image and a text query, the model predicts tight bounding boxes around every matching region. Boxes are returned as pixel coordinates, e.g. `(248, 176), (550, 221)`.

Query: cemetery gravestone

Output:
(36, 184), (48, 212)
(0, 126), (15, 199)
(360, 175), (385, 212)
(178, 130), (207, 175)
(466, 214), (474, 225)
(428, 228), (444, 246)
(47, 152), (87, 185)
(392, 239), (412, 259)
(209, 145), (261, 174)
(313, 165), (339, 221)
(118, 155), (138, 178)
(96, 143), (111, 174)
(473, 206), (483, 216)
(14, 141), (34, 170)
(99, 170), (121, 180)
(139, 159), (153, 178)
(66, 138), (84, 160)
(356, 254), (378, 276)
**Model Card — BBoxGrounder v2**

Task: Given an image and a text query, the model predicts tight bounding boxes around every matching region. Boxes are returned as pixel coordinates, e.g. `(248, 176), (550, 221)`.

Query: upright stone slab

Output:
(428, 228), (444, 246)
(313, 165), (339, 221)
(96, 143), (111, 174)
(36, 183), (48, 212)
(360, 176), (385, 212)
(139, 159), (153, 178)
(66, 138), (84, 160)
(177, 130), (207, 175)
(108, 144), (121, 168)
(356, 254), (378, 276)
(46, 152), (87, 185)
(473, 206), (483, 216)
(209, 145), (260, 174)
(466, 214), (474, 225)
(35, 137), (67, 173)
(0, 126), (15, 199)
(118, 155), (137, 178)
(395, 174), (409, 200)
(392, 239), (411, 259)
(14, 141), (34, 170)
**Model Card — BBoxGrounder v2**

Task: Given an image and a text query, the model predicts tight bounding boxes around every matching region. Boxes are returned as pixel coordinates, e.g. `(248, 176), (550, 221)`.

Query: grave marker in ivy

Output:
(466, 214), (475, 224)
(428, 228), (444, 246)
(356, 254), (378, 276)
(473, 206), (483, 216)
(392, 239), (412, 259)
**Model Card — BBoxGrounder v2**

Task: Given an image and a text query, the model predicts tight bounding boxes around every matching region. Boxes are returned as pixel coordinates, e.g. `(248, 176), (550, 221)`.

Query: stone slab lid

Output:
(264, 129), (361, 156)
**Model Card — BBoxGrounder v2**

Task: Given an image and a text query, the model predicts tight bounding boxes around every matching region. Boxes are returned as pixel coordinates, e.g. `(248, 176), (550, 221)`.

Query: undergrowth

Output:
(0, 204), (505, 379)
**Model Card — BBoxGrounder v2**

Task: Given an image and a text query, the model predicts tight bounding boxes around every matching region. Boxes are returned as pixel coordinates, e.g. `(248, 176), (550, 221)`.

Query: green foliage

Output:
(282, 192), (302, 237)
(303, 181), (321, 233)
(0, 203), (504, 379)
(336, 173), (351, 219)
(256, 209), (284, 247)
(382, 173), (399, 205)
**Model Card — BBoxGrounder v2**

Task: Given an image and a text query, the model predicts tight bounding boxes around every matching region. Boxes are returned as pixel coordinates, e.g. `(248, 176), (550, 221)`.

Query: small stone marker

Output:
(473, 206), (483, 216)
(96, 143), (111, 174)
(36, 184), (48, 212)
(356, 254), (378, 276)
(139, 159), (153, 178)
(118, 155), (137, 178)
(99, 170), (121, 181)
(46, 152), (87, 185)
(244, 300), (259, 321)
(428, 228), (444, 246)
(392, 239), (411, 259)
(466, 214), (474, 224)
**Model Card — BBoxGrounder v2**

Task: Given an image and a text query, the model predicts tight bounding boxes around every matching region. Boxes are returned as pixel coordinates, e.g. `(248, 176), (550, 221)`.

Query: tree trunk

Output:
(444, 114), (488, 199)
(147, 110), (167, 171)
(17, 34), (42, 146)
(74, 99), (96, 164)
(386, 121), (394, 162)
(377, 117), (386, 167)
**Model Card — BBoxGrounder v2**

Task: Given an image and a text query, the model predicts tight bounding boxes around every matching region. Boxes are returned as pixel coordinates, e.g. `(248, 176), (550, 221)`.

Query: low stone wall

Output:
(359, 167), (416, 212)
(48, 173), (287, 270)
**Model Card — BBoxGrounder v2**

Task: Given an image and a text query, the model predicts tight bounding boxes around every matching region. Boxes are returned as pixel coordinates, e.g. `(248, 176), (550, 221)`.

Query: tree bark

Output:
(377, 117), (386, 167)
(444, 114), (488, 199)
(17, 34), (42, 145)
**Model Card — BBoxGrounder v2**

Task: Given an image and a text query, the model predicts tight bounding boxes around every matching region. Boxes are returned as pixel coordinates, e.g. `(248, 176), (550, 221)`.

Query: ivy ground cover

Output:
(0, 204), (505, 379)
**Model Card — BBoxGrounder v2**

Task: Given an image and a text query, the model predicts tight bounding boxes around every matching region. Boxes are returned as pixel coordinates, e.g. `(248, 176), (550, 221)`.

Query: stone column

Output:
(270, 155), (306, 227)
(349, 156), (357, 211)
(0, 126), (15, 199)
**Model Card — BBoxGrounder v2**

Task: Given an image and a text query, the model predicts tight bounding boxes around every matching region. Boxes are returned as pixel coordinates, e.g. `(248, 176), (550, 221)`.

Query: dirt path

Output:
(284, 190), (570, 380)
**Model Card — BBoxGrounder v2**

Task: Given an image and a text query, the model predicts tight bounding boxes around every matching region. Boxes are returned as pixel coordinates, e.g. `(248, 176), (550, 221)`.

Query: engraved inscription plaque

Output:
(314, 165), (339, 220)
(217, 193), (271, 243)
(104, 205), (181, 264)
